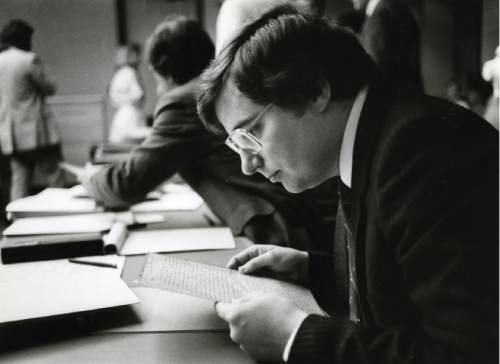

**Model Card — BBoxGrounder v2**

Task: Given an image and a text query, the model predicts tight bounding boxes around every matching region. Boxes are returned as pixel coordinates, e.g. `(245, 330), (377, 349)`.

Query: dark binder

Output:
(1, 222), (128, 264)
(1, 233), (105, 264)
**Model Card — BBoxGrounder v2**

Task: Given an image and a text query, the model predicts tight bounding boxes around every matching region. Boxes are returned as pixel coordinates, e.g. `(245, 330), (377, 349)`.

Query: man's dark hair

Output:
(146, 16), (214, 85)
(197, 5), (376, 134)
(0, 19), (34, 51)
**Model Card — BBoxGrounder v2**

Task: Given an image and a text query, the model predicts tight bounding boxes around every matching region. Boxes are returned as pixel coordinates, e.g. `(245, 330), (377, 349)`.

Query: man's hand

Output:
(78, 163), (102, 184)
(227, 245), (309, 284)
(215, 291), (308, 361)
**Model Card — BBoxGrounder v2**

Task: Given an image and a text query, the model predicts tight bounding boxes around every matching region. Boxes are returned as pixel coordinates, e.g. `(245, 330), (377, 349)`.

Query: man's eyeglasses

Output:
(225, 103), (272, 155)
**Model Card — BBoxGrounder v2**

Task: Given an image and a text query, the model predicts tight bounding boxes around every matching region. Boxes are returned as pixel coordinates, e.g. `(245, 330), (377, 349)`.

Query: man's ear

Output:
(310, 77), (331, 115)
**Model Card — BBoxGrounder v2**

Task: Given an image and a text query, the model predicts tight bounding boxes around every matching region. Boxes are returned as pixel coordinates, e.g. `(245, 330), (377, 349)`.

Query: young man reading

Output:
(197, 5), (498, 363)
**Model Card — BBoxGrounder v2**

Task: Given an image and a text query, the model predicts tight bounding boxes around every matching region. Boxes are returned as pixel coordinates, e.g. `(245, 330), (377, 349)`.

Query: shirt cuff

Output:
(282, 313), (309, 362)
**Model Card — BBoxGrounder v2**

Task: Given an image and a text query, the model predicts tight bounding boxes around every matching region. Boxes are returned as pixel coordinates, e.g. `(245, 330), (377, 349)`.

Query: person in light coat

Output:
(0, 19), (64, 200)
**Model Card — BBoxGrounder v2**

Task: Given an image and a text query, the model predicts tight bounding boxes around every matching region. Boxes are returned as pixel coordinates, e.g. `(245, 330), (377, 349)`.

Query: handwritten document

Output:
(139, 254), (325, 315)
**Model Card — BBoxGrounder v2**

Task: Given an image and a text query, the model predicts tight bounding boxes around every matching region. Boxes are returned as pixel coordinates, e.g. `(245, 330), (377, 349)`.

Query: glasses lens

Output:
(231, 129), (261, 154)
(225, 137), (240, 153)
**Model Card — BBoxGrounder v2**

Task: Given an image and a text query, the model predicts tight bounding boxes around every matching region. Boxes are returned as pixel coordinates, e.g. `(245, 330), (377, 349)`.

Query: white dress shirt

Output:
(282, 86), (369, 361)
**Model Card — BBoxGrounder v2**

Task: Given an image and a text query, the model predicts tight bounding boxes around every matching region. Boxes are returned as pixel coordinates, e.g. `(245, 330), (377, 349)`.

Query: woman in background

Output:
(108, 43), (151, 144)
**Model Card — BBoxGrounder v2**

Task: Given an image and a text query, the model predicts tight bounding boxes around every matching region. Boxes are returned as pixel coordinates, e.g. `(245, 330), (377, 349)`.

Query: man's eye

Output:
(248, 124), (260, 138)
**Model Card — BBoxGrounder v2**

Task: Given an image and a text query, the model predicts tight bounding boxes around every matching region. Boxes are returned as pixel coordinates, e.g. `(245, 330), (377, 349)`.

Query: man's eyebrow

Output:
(230, 103), (272, 132)
(231, 112), (260, 131)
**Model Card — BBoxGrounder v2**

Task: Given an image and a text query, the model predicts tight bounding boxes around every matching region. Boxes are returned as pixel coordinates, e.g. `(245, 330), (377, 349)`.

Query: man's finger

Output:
(238, 250), (275, 274)
(226, 245), (270, 269)
(214, 301), (233, 321)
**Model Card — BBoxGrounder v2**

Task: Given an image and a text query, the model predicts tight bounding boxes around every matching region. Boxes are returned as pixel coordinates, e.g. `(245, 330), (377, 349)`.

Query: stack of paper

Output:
(6, 188), (101, 219)
(6, 184), (203, 220)
(2, 212), (164, 236)
(120, 227), (235, 255)
(131, 190), (203, 212)
(0, 258), (138, 324)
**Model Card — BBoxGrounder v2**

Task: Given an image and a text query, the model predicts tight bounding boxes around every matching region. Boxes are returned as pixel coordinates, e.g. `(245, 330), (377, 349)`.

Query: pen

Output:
(202, 213), (217, 227)
(68, 258), (117, 269)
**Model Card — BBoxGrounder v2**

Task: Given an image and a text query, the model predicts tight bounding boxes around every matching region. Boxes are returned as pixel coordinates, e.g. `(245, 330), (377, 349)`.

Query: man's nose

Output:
(240, 150), (262, 175)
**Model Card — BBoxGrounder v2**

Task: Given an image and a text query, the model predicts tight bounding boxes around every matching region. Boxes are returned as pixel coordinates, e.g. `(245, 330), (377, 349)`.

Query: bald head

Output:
(215, 0), (326, 54)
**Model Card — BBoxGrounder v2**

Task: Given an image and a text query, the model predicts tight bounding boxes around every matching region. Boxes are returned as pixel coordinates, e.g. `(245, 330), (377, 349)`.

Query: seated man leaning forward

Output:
(197, 5), (498, 364)
(81, 15), (336, 251)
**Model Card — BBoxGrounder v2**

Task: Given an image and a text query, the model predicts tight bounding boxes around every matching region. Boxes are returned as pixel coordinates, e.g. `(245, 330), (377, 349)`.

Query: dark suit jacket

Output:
(85, 79), (336, 250)
(289, 85), (498, 363)
(360, 0), (423, 93)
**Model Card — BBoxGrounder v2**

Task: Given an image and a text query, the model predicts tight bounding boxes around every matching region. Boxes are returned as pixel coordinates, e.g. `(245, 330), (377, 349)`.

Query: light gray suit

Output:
(0, 47), (58, 154)
(0, 47), (63, 199)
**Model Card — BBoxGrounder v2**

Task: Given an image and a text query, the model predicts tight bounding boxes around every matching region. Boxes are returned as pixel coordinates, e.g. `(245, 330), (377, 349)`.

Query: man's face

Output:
(214, 81), (337, 193)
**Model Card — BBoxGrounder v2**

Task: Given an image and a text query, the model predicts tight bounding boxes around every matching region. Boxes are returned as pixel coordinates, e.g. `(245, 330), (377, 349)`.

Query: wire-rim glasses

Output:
(224, 103), (272, 155)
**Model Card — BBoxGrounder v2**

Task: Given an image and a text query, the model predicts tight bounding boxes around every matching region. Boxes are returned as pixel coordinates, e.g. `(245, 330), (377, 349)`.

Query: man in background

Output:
(0, 19), (64, 201)
(351, 0), (423, 93)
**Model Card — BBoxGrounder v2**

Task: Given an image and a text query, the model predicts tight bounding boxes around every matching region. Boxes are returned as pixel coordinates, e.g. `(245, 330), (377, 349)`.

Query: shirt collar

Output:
(339, 85), (369, 188)
(366, 0), (381, 16)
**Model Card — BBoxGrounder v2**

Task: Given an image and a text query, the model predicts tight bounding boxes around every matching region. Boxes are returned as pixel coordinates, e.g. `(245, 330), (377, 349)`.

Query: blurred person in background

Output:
(482, 45), (499, 130)
(80, 15), (336, 251)
(0, 19), (65, 201)
(350, 0), (423, 94)
(108, 43), (151, 144)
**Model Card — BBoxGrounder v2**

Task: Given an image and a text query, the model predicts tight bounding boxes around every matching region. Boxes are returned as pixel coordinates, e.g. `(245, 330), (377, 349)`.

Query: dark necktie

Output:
(339, 180), (361, 323)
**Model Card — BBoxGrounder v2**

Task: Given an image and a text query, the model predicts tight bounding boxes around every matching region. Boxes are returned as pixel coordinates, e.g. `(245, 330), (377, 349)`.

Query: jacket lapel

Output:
(349, 83), (392, 319)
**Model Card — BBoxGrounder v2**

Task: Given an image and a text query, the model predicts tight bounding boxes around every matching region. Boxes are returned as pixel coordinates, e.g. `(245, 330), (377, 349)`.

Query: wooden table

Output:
(0, 209), (258, 364)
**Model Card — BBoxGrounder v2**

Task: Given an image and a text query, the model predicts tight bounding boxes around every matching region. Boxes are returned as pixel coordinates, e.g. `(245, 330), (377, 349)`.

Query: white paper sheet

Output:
(131, 191), (203, 212)
(69, 184), (162, 201)
(0, 259), (138, 324)
(120, 227), (235, 255)
(2, 212), (164, 236)
(6, 186), (168, 219)
(6, 188), (100, 216)
(139, 254), (325, 315)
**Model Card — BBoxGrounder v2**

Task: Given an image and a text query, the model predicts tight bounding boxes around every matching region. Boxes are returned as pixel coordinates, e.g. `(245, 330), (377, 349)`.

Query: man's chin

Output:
(281, 179), (311, 194)
(282, 174), (328, 193)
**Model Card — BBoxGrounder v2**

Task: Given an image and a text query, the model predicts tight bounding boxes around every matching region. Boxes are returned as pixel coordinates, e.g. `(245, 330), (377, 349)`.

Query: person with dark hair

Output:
(0, 19), (65, 201)
(215, 0), (326, 55)
(108, 43), (150, 143)
(197, 5), (498, 363)
(0, 19), (33, 51)
(80, 15), (336, 251)
(351, 0), (424, 93)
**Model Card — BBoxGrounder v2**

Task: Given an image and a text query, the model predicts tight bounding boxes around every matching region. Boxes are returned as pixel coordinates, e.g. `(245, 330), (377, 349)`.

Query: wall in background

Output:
(0, 0), (116, 96)
(0, 0), (118, 165)
(0, 0), (495, 110)
(482, 0), (499, 64)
